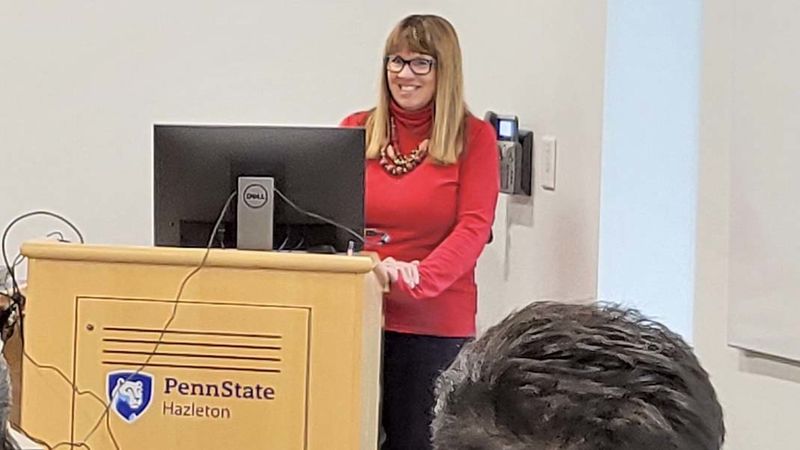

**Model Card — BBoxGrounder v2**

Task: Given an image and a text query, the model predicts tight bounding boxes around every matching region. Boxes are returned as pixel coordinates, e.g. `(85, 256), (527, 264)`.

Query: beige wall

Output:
(0, 0), (607, 330)
(695, 0), (800, 448)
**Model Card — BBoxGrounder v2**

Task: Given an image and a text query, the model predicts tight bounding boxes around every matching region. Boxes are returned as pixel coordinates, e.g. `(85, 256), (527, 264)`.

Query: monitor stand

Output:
(237, 176), (274, 251)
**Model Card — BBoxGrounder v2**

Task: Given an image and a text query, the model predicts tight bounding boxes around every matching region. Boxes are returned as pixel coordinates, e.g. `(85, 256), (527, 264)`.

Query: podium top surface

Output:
(21, 241), (377, 274)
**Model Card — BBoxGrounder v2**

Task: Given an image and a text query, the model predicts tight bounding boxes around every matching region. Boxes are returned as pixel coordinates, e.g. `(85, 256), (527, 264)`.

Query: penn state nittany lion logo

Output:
(107, 371), (154, 423)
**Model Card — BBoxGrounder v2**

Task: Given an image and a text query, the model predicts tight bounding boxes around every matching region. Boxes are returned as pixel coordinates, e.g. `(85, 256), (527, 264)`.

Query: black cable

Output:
(45, 231), (66, 242)
(1, 211), (84, 299)
(273, 188), (365, 245)
(0, 214), (102, 447)
(18, 352), (99, 450)
(11, 300), (102, 449)
(10, 193), (234, 448)
(2, 254), (26, 293)
(2, 211), (111, 450)
(79, 191), (237, 446)
(0, 214), (91, 447)
(0, 198), (235, 449)
(7, 191), (348, 448)
(2, 231), (68, 292)
(50, 441), (92, 450)
(2, 230), (75, 343)
(11, 253), (24, 270)
(0, 254), (24, 295)
(277, 234), (290, 251)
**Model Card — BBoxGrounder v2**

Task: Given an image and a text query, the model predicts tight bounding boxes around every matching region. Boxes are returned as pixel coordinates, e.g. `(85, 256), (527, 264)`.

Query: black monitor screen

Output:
(154, 124), (365, 252)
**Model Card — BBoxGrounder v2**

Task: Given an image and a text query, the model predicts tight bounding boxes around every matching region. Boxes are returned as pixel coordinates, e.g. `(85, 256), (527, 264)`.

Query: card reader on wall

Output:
(484, 111), (533, 196)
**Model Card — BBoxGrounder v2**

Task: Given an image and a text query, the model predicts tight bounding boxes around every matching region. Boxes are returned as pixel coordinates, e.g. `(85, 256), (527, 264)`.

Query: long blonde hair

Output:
(365, 15), (468, 165)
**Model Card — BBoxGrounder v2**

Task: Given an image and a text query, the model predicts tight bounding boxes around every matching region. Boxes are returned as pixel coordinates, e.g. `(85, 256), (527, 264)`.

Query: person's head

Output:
(432, 301), (725, 450)
(366, 14), (467, 164)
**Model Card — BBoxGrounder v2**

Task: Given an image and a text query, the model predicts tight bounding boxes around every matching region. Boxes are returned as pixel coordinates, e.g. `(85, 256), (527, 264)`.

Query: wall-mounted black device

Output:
(484, 111), (533, 196)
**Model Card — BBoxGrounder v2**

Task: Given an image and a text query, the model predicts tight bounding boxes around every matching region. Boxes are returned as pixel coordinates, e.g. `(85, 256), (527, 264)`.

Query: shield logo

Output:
(107, 371), (154, 423)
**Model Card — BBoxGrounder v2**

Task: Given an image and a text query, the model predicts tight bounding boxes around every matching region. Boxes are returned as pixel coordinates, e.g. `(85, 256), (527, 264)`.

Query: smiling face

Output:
(386, 49), (437, 111)
(365, 15), (466, 164)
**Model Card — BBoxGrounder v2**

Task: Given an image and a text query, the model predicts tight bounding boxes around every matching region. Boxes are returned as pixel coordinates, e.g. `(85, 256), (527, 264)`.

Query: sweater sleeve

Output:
(339, 112), (368, 127)
(395, 120), (500, 299)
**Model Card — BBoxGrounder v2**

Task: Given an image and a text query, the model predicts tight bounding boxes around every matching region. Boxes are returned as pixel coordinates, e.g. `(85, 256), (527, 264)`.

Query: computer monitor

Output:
(153, 124), (365, 253)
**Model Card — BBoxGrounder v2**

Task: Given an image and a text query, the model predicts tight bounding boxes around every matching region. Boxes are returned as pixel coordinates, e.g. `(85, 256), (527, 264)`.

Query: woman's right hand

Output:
(375, 257), (420, 289)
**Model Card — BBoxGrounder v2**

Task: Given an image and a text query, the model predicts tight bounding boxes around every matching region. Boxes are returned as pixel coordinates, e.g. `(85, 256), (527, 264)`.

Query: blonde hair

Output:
(365, 15), (468, 165)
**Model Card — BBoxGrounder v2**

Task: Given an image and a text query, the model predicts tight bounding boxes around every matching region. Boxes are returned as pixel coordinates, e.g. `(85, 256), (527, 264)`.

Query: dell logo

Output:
(243, 184), (269, 209)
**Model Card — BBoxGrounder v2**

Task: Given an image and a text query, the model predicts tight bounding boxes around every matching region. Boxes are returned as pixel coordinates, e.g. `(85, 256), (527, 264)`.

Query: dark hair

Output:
(431, 302), (725, 450)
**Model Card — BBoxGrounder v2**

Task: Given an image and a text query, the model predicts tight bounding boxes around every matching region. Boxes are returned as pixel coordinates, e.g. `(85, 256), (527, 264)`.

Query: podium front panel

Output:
(73, 297), (310, 448)
(18, 243), (382, 450)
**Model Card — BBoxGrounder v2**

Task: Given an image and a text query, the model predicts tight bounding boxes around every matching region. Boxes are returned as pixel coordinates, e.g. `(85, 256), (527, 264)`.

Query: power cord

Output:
(2, 233), (70, 343)
(17, 350), (104, 450)
(2, 211), (86, 347)
(273, 188), (365, 245)
(4, 190), (360, 449)
(0, 196), (233, 449)
(78, 190), (236, 447)
(0, 211), (100, 449)
(1, 211), (85, 299)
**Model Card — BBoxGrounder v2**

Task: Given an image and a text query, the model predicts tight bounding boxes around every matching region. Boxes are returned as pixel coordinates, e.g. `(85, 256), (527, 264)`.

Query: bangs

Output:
(370, 14), (466, 164)
(385, 19), (436, 56)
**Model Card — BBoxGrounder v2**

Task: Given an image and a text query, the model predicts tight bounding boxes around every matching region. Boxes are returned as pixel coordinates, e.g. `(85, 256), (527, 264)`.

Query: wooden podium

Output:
(18, 241), (383, 450)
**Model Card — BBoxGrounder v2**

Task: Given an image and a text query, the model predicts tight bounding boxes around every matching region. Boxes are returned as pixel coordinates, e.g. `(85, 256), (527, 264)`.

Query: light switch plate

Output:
(541, 136), (557, 190)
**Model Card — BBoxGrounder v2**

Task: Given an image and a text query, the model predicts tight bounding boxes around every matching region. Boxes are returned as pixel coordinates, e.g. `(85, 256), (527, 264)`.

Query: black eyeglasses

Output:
(385, 55), (436, 75)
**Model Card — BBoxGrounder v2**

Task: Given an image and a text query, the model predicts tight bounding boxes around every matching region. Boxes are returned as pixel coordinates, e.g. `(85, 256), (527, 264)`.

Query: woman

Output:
(341, 14), (499, 450)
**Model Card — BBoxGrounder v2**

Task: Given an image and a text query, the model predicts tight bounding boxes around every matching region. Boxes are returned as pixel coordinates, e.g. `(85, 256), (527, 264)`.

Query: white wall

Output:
(695, 0), (800, 448)
(598, 0), (701, 340)
(0, 0), (607, 329)
(724, 0), (800, 362)
(473, 2), (607, 330)
(1, 0), (389, 249)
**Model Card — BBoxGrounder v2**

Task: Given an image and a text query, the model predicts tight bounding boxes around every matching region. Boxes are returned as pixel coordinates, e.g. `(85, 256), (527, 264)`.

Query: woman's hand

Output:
(375, 257), (420, 289)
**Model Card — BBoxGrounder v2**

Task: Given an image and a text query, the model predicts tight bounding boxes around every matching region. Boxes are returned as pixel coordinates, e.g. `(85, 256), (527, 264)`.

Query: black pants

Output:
(381, 331), (468, 450)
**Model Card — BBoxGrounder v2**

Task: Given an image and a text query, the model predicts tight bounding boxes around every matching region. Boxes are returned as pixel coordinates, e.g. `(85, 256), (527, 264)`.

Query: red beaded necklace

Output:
(379, 116), (429, 176)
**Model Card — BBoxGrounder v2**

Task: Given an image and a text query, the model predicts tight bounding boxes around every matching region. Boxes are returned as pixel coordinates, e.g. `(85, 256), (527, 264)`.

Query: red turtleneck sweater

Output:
(341, 102), (499, 337)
